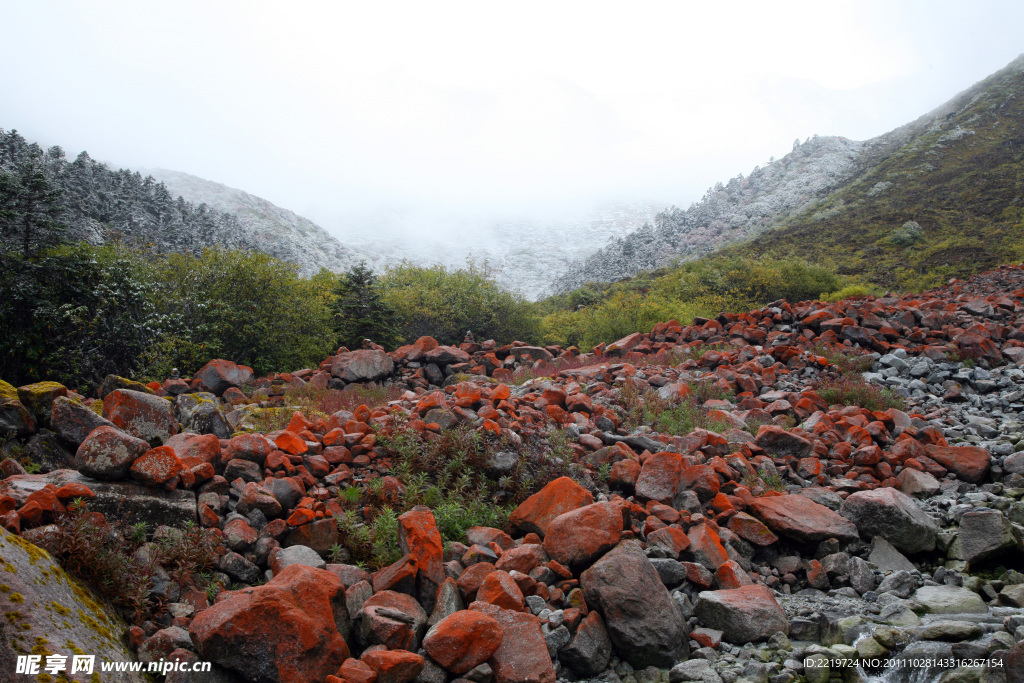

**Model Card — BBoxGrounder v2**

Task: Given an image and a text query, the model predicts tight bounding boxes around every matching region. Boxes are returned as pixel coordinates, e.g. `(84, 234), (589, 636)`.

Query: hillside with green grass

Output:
(716, 54), (1024, 291)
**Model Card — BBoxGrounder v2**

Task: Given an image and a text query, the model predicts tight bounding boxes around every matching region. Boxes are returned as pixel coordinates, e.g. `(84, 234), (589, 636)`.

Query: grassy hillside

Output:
(719, 55), (1024, 291)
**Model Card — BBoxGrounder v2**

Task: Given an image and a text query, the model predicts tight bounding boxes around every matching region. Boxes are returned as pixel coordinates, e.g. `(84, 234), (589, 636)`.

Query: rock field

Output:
(4, 265), (1024, 683)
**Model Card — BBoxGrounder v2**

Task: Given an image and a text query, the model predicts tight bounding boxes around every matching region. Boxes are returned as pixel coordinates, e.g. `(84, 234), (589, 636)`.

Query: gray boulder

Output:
(50, 395), (115, 446)
(868, 536), (916, 572)
(912, 586), (987, 614)
(75, 425), (149, 480)
(3, 469), (197, 528)
(0, 526), (147, 682)
(102, 389), (179, 446)
(840, 487), (938, 553)
(581, 539), (689, 667)
(174, 393), (232, 439)
(694, 584), (789, 644)
(331, 349), (394, 382)
(559, 611), (612, 677)
(958, 509), (1021, 568)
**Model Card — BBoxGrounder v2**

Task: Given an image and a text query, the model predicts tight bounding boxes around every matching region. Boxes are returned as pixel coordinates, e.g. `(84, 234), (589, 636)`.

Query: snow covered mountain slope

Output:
(137, 168), (386, 274)
(139, 167), (657, 298)
(551, 135), (865, 293)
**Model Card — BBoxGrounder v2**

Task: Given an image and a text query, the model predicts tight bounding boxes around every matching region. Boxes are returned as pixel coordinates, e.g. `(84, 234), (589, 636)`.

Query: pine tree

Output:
(332, 262), (399, 350)
(0, 148), (66, 258)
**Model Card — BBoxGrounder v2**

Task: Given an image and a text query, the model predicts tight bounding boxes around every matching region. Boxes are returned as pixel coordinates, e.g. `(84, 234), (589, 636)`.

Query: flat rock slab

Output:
(0, 526), (146, 682)
(749, 494), (859, 544)
(912, 586), (988, 615)
(0, 470), (196, 528)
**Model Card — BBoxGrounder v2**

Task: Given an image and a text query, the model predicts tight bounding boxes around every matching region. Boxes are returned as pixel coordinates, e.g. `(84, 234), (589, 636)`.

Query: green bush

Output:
(143, 248), (336, 377)
(891, 220), (924, 247)
(0, 243), (160, 392)
(819, 284), (875, 302)
(380, 261), (539, 346)
(816, 376), (905, 411)
(538, 255), (852, 352)
(622, 378), (735, 436)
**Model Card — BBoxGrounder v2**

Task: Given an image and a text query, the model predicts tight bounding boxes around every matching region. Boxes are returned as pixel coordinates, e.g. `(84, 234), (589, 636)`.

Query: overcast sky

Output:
(2, 0), (1023, 234)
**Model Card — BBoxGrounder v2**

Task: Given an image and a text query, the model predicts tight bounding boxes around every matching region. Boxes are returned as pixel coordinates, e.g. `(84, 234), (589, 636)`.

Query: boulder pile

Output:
(3, 265), (1024, 682)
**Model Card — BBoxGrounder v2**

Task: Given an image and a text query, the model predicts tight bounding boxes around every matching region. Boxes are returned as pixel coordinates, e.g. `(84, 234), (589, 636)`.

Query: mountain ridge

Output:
(551, 53), (1024, 294)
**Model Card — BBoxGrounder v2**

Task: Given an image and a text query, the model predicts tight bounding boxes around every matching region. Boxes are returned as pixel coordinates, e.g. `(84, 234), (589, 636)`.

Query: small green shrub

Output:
(40, 499), (219, 625)
(819, 285), (874, 302)
(332, 425), (590, 569)
(816, 376), (905, 411)
(809, 343), (874, 375)
(891, 220), (924, 247)
(622, 378), (735, 436)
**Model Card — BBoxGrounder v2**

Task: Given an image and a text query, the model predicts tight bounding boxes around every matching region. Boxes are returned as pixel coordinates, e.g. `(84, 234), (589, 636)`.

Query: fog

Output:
(2, 0), (1022, 242)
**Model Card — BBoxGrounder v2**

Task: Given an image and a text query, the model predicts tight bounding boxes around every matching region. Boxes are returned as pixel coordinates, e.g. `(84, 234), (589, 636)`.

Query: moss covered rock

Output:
(0, 525), (146, 681)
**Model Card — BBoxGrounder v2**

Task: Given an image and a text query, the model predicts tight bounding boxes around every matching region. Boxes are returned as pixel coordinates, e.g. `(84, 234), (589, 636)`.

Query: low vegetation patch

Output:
(622, 378), (735, 436)
(336, 425), (589, 568)
(815, 375), (905, 412)
(39, 500), (219, 625)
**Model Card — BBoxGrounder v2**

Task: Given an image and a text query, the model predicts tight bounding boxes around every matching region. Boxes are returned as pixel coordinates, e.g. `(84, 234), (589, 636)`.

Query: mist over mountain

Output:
(136, 167), (660, 299)
(552, 54), (1024, 294)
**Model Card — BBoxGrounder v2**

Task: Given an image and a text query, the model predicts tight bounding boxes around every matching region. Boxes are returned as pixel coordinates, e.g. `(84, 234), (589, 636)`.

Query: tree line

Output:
(1, 126), (864, 393)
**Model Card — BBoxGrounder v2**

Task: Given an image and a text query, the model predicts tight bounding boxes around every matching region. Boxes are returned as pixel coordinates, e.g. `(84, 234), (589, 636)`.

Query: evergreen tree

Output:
(333, 261), (399, 350)
(0, 146), (66, 258)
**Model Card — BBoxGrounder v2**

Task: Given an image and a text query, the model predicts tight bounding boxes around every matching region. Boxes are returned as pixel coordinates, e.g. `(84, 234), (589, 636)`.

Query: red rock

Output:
(195, 359), (254, 396)
(494, 544), (549, 574)
(189, 564), (349, 682)
(75, 425), (150, 480)
(165, 432), (221, 466)
(465, 526), (514, 550)
(286, 508), (315, 527)
(726, 512), (778, 546)
(680, 464), (720, 502)
(102, 389), (178, 445)
(543, 502), (623, 570)
(224, 433), (272, 465)
(924, 444), (990, 484)
(422, 610), (504, 674)
(645, 527), (691, 559)
(337, 659), (378, 683)
(806, 559), (830, 590)
(399, 506), (445, 611)
(372, 554), (418, 595)
(634, 452), (684, 505)
(693, 584), (789, 644)
(749, 494), (859, 543)
(477, 570), (526, 611)
(357, 590), (427, 651)
(509, 476), (593, 537)
(609, 459), (641, 490)
(407, 336), (439, 361)
(198, 503), (220, 528)
(754, 425), (812, 457)
(360, 650), (424, 683)
(691, 627), (723, 649)
(687, 523), (730, 570)
(129, 446), (183, 487)
(275, 431), (308, 456)
(470, 602), (556, 683)
(456, 562), (495, 601)
(714, 560), (753, 589)
(53, 482), (95, 503)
